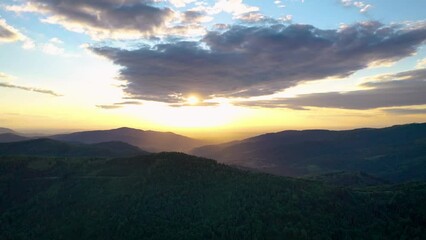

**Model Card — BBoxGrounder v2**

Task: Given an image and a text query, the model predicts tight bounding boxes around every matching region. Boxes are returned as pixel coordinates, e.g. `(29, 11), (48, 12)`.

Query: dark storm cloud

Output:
(92, 21), (426, 103)
(11, 0), (175, 38)
(236, 69), (426, 110)
(0, 82), (61, 96)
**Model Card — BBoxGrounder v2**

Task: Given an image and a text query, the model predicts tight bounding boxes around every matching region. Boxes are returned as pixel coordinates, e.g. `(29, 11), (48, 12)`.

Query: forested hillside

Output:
(192, 123), (426, 182)
(0, 153), (425, 239)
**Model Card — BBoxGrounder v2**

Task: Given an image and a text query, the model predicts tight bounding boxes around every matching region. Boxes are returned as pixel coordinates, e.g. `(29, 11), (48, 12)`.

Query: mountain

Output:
(50, 127), (205, 153)
(0, 127), (17, 134)
(305, 171), (390, 187)
(0, 138), (147, 158)
(0, 133), (28, 143)
(0, 153), (425, 239)
(192, 123), (426, 182)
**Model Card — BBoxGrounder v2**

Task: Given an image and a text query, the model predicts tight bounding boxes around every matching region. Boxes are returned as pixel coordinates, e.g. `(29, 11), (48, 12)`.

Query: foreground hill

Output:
(0, 133), (28, 143)
(50, 127), (204, 153)
(192, 123), (426, 182)
(0, 138), (146, 158)
(0, 153), (425, 239)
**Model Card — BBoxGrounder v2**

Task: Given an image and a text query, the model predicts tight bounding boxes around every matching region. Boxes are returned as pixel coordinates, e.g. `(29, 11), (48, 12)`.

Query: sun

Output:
(187, 96), (200, 105)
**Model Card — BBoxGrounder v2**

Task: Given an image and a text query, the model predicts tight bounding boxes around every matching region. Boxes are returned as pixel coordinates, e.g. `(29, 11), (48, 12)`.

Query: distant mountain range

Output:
(0, 133), (28, 143)
(0, 128), (18, 134)
(50, 127), (205, 153)
(192, 123), (426, 182)
(0, 124), (425, 238)
(0, 138), (146, 158)
(1, 123), (425, 182)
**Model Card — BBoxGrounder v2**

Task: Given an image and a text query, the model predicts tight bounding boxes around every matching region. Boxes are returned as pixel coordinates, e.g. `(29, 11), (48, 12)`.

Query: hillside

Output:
(0, 138), (147, 158)
(305, 171), (390, 187)
(50, 127), (205, 153)
(0, 153), (425, 239)
(192, 123), (426, 182)
(0, 133), (28, 143)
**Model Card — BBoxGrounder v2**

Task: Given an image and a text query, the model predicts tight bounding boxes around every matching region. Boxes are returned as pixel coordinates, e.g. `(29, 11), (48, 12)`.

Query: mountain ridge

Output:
(0, 127), (17, 135)
(191, 122), (426, 182)
(0, 138), (147, 158)
(50, 127), (206, 153)
(0, 133), (28, 143)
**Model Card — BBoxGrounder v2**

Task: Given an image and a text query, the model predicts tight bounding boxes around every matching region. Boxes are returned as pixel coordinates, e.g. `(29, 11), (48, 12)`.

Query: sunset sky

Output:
(0, 0), (425, 141)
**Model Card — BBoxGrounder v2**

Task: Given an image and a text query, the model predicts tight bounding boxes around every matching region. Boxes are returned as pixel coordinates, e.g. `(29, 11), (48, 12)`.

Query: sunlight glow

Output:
(187, 96), (200, 105)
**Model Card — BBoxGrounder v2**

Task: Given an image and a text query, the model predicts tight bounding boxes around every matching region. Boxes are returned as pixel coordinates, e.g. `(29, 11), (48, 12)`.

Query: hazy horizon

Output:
(1, 0), (425, 141)
(2, 121), (424, 143)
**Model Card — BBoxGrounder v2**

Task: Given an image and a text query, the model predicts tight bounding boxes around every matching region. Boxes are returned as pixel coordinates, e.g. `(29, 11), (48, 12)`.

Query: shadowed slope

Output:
(192, 123), (426, 182)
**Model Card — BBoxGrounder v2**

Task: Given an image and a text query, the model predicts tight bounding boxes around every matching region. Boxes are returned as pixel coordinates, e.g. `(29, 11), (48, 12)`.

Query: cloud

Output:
(0, 82), (61, 96)
(169, 101), (219, 107)
(0, 18), (34, 49)
(182, 10), (213, 24)
(42, 42), (64, 55)
(236, 68), (426, 110)
(234, 12), (292, 25)
(383, 108), (426, 115)
(0, 72), (14, 80)
(91, 21), (426, 104)
(96, 101), (142, 109)
(341, 0), (372, 13)
(417, 58), (426, 69)
(0, 17), (35, 49)
(210, 0), (259, 17)
(6, 0), (188, 39)
(96, 105), (122, 109)
(0, 18), (23, 42)
(273, 0), (286, 9)
(169, 0), (197, 8)
(189, 0), (259, 19)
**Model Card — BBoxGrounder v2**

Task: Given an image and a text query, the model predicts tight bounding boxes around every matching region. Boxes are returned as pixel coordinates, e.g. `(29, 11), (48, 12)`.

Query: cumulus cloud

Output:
(188, 0), (259, 20)
(6, 0), (188, 39)
(169, 0), (197, 8)
(341, 0), (372, 13)
(181, 10), (213, 24)
(42, 43), (64, 55)
(91, 21), (426, 104)
(210, 0), (259, 17)
(236, 68), (426, 110)
(0, 82), (61, 96)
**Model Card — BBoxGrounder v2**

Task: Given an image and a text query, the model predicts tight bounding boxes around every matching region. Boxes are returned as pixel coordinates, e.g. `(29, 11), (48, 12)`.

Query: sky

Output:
(0, 0), (425, 141)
